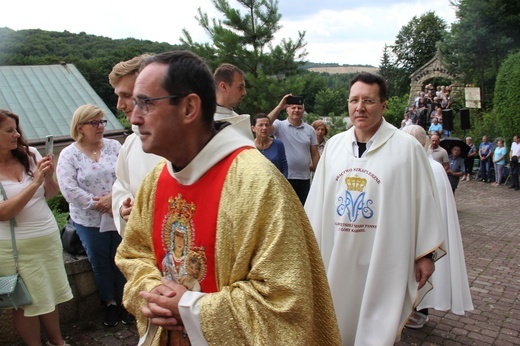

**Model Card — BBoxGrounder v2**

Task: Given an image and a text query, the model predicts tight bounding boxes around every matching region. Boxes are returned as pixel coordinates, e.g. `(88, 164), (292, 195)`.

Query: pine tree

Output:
(181, 0), (308, 115)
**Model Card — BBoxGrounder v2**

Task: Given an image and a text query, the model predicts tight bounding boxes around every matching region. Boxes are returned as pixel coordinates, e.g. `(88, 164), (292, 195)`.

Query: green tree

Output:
(391, 11), (447, 95)
(378, 44), (406, 98)
(392, 11), (447, 74)
(298, 71), (328, 114)
(493, 51), (520, 143)
(180, 0), (308, 115)
(313, 89), (346, 118)
(384, 94), (409, 128)
(440, 0), (520, 110)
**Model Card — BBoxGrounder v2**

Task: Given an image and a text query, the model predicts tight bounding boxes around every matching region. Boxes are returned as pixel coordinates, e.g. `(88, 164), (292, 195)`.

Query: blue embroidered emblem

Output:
(337, 190), (374, 222)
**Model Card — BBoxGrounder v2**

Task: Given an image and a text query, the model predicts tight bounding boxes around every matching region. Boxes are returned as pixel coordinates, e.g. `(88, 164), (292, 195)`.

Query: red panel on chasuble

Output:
(152, 148), (249, 293)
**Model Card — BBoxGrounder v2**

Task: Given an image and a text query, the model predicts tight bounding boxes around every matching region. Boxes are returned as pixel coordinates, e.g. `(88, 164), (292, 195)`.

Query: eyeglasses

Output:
(348, 99), (378, 106)
(133, 94), (189, 115)
(82, 120), (108, 128)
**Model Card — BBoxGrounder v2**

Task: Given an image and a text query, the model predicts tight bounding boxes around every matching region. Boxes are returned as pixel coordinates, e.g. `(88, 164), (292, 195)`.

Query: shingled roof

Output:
(0, 63), (125, 146)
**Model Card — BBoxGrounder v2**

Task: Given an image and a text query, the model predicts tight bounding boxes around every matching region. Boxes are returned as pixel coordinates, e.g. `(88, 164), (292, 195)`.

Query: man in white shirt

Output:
(213, 63), (253, 139)
(510, 135), (520, 190)
(510, 135), (520, 159)
(110, 55), (163, 238)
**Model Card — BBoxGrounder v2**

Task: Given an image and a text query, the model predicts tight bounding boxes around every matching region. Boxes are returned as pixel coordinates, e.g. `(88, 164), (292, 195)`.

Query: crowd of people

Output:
(6, 49), (520, 345)
(402, 83), (455, 137)
(399, 82), (519, 193)
(414, 128), (518, 193)
(474, 135), (520, 191)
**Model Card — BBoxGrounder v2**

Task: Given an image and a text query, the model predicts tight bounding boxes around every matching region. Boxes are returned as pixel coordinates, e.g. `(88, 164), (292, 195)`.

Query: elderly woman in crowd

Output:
(56, 104), (130, 327)
(251, 113), (288, 177)
(311, 119), (329, 156)
(0, 109), (72, 346)
(310, 119), (329, 177)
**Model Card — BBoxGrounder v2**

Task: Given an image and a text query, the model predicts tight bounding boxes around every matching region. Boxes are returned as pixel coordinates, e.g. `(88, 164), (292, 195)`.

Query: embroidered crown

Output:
(345, 175), (367, 192)
(168, 194), (195, 224)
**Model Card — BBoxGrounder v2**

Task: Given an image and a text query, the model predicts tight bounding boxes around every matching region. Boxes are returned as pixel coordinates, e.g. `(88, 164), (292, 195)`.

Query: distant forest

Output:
(303, 62), (376, 69)
(0, 27), (369, 130)
(0, 27), (186, 116)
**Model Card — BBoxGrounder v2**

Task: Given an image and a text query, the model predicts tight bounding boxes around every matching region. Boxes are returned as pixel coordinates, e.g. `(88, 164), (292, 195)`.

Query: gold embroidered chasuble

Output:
(116, 148), (341, 345)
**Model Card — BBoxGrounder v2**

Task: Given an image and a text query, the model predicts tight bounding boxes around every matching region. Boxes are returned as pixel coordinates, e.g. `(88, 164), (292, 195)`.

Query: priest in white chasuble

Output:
(305, 72), (445, 346)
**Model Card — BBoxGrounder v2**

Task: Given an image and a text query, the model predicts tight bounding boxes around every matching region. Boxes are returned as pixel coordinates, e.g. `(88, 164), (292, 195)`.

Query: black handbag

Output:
(0, 182), (33, 309)
(60, 215), (86, 256)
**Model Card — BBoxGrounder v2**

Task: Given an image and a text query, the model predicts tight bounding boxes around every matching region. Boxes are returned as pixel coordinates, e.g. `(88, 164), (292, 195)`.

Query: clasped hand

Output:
(140, 277), (188, 331)
(93, 194), (112, 215)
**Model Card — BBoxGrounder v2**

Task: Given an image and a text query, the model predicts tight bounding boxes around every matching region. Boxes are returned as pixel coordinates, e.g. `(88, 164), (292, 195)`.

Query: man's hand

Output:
(267, 94), (292, 126)
(119, 197), (133, 221)
(415, 257), (435, 289)
(140, 277), (188, 330)
(279, 94), (292, 109)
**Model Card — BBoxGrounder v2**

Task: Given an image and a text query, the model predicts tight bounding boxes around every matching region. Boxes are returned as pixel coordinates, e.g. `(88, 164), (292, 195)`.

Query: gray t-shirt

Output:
(273, 119), (318, 180)
(427, 146), (449, 166)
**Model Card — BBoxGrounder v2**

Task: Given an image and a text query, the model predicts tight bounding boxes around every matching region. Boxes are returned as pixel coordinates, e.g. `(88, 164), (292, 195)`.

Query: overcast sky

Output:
(2, 0), (457, 67)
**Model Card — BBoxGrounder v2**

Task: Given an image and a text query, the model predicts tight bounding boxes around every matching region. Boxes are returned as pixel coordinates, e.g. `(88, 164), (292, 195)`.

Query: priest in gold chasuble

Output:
(115, 51), (341, 346)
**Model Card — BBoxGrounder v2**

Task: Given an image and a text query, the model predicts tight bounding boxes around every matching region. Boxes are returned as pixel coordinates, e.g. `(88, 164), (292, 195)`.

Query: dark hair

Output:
(251, 113), (270, 126)
(214, 63), (244, 87)
(141, 51), (216, 127)
(349, 72), (388, 101)
(0, 109), (36, 176)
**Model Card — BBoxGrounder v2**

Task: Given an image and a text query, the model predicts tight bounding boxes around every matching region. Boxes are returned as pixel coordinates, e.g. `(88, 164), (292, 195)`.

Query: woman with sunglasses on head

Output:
(56, 104), (125, 327)
(0, 109), (72, 346)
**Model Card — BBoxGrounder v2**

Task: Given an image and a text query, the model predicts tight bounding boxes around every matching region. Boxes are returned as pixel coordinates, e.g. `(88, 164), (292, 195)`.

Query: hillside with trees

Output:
(1, 0), (519, 141)
(0, 24), (356, 135)
(0, 27), (184, 126)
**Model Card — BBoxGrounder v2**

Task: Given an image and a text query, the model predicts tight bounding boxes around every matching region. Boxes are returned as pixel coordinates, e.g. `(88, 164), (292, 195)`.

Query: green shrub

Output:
(385, 94), (409, 128)
(47, 192), (69, 213)
(493, 51), (520, 143)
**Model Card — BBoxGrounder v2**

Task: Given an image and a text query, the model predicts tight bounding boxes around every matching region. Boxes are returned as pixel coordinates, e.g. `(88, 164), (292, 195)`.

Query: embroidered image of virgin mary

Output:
(161, 194), (207, 292)
(162, 220), (190, 284)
